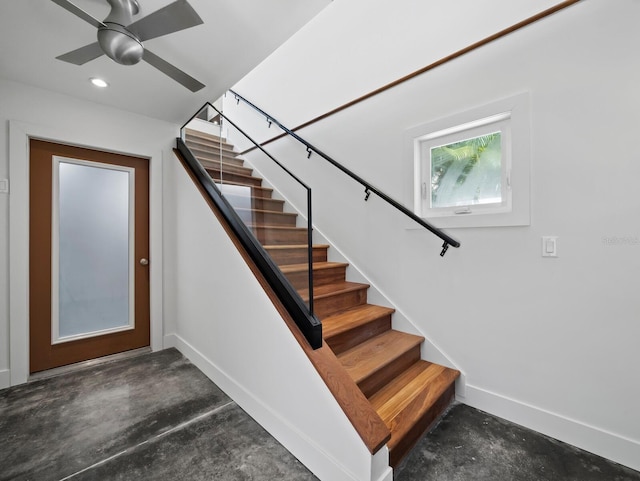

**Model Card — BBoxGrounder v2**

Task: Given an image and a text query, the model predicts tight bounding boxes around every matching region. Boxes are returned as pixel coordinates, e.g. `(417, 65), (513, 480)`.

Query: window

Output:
(419, 113), (511, 218)
(406, 93), (530, 228)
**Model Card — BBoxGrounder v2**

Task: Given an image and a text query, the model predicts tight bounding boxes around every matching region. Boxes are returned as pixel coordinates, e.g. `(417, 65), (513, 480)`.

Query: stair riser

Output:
(237, 210), (297, 227)
(186, 136), (236, 150)
(388, 383), (455, 467)
(185, 132), (235, 151)
(266, 247), (328, 266)
(224, 196), (284, 212)
(191, 149), (245, 167)
(207, 170), (262, 187)
(284, 265), (347, 290)
(199, 159), (252, 176)
(252, 227), (308, 245)
(326, 314), (392, 355)
(359, 346), (421, 398)
(314, 288), (368, 318)
(217, 184), (273, 200)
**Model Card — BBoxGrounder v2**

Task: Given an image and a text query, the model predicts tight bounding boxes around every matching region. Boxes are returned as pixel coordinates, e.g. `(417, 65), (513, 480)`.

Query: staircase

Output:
(184, 128), (460, 467)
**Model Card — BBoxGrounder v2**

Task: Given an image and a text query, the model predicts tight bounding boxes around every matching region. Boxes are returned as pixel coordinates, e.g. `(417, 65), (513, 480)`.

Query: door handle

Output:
(139, 258), (149, 266)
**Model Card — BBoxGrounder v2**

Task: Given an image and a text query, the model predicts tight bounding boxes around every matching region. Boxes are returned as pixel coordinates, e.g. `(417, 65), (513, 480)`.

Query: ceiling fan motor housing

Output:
(98, 0), (143, 65)
(98, 24), (144, 65)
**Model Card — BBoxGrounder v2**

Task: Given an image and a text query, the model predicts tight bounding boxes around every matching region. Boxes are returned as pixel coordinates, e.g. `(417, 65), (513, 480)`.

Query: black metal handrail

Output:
(229, 89), (461, 256)
(178, 103), (321, 349)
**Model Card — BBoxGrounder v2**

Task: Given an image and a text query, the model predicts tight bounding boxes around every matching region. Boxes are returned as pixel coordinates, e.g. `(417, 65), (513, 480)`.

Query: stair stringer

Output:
(168, 152), (393, 481)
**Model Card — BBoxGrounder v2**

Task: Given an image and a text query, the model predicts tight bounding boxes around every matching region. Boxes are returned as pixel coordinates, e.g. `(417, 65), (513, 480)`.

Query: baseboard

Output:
(164, 333), (370, 481)
(461, 384), (640, 472)
(0, 369), (10, 390)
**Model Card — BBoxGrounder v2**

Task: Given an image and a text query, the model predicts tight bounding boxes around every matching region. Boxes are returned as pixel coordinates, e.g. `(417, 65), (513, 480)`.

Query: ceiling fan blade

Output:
(50, 0), (106, 29)
(56, 42), (105, 65)
(127, 0), (203, 42)
(142, 49), (205, 92)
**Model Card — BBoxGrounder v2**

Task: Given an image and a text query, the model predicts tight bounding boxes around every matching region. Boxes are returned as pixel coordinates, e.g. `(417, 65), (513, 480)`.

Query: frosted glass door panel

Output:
(54, 159), (134, 341)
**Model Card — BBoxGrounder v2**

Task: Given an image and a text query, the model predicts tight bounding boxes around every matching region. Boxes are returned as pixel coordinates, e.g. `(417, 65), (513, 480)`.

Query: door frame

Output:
(9, 120), (164, 386)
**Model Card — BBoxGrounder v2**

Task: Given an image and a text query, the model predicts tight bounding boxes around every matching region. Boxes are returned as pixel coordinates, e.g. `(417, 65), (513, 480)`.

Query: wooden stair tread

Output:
(247, 224), (307, 232)
(215, 181), (273, 194)
(322, 304), (395, 339)
(279, 261), (348, 274)
(235, 208), (297, 218)
(199, 158), (251, 173)
(185, 129), (233, 147)
(263, 244), (330, 250)
(337, 330), (423, 385)
(193, 152), (245, 167)
(368, 360), (460, 463)
(226, 194), (284, 204)
(191, 139), (240, 157)
(206, 168), (262, 183)
(370, 361), (457, 420)
(264, 245), (330, 265)
(307, 281), (369, 300)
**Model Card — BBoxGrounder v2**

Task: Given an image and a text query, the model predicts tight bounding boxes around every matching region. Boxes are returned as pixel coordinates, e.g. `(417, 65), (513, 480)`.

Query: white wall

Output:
(164, 155), (392, 481)
(229, 0), (640, 471)
(0, 78), (176, 386)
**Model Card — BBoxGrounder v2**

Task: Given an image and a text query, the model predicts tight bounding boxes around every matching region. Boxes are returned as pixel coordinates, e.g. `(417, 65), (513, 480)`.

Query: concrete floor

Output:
(0, 349), (314, 481)
(1, 349), (638, 481)
(395, 403), (640, 481)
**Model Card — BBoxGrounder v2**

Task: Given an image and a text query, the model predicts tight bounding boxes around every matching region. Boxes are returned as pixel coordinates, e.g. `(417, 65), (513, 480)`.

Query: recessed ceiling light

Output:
(89, 77), (109, 88)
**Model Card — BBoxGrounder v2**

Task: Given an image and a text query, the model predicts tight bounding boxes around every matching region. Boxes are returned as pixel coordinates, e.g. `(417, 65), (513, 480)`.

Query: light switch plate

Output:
(0, 179), (8, 193)
(542, 236), (558, 257)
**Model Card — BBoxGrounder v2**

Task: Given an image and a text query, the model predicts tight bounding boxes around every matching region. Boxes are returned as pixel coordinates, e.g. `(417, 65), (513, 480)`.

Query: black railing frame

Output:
(229, 89), (461, 256)
(179, 104), (321, 349)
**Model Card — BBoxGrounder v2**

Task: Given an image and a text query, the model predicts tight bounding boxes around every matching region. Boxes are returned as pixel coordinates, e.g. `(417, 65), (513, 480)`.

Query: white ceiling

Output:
(0, 0), (331, 124)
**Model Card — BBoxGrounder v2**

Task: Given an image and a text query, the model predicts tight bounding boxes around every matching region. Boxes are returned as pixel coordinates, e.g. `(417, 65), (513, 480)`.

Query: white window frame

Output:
(417, 112), (512, 218)
(405, 92), (530, 228)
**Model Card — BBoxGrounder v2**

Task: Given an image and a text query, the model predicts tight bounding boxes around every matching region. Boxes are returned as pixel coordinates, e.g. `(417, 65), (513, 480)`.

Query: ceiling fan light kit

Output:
(52, 0), (206, 92)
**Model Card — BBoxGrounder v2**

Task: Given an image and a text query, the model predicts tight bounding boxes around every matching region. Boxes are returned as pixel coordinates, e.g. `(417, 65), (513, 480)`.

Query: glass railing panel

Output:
(182, 103), (315, 314)
(223, 117), (314, 312)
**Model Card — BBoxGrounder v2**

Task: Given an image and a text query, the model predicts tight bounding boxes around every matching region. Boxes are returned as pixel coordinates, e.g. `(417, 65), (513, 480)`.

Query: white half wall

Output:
(1, 78), (175, 387)
(164, 153), (392, 481)
(227, 0), (640, 471)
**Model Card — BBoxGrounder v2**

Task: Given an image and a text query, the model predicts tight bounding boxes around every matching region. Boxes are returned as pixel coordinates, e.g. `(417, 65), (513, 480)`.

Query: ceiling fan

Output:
(51, 0), (206, 92)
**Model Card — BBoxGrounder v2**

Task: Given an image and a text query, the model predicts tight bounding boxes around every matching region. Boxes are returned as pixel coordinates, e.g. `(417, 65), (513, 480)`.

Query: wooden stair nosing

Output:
(235, 208), (298, 228)
(225, 195), (285, 212)
(279, 261), (349, 275)
(264, 244), (329, 265)
(322, 304), (395, 355)
(280, 261), (349, 289)
(215, 182), (273, 198)
(248, 224), (309, 245)
(186, 139), (237, 155)
(368, 360), (460, 466)
(337, 330), (424, 396)
(199, 159), (253, 176)
(309, 281), (370, 300)
(185, 129), (233, 147)
(207, 169), (263, 187)
(191, 150), (245, 166)
(388, 382), (456, 467)
(305, 281), (370, 319)
(235, 207), (298, 219)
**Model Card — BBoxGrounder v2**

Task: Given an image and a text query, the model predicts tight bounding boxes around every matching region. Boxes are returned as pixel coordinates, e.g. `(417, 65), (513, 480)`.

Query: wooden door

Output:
(29, 139), (150, 373)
